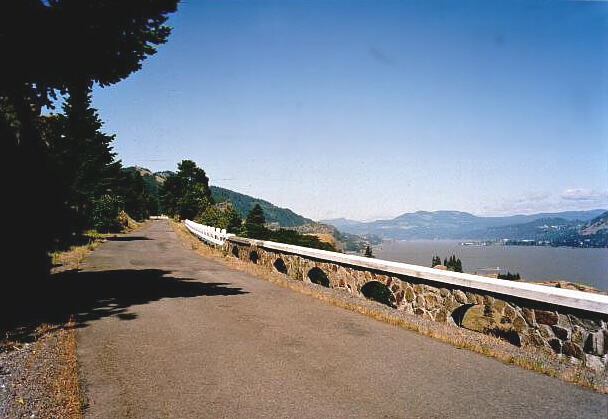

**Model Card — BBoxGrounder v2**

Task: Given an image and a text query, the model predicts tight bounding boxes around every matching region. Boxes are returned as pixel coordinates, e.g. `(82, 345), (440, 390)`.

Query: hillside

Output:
(549, 211), (608, 247)
(465, 217), (581, 241)
(128, 167), (377, 252)
(581, 211), (608, 235)
(210, 186), (313, 227)
(322, 209), (606, 241)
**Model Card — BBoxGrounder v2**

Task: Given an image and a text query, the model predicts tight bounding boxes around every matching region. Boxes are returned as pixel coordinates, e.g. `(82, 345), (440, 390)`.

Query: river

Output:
(374, 240), (608, 291)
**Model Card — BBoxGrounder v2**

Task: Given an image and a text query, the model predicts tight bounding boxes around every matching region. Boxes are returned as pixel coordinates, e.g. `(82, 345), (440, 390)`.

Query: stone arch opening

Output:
(307, 267), (329, 287)
(361, 281), (395, 308)
(451, 303), (475, 326)
(232, 245), (239, 257)
(274, 258), (288, 274)
(249, 250), (259, 264)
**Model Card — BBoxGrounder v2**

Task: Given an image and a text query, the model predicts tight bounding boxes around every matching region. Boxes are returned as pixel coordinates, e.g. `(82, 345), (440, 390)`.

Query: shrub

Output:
(91, 194), (124, 233)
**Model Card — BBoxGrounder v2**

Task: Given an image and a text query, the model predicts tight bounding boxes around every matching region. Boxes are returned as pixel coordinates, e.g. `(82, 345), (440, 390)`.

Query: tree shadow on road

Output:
(105, 236), (152, 242)
(1, 269), (248, 346)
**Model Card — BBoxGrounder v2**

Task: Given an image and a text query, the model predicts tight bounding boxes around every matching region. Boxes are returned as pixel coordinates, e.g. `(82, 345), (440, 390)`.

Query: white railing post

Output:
(184, 219), (233, 246)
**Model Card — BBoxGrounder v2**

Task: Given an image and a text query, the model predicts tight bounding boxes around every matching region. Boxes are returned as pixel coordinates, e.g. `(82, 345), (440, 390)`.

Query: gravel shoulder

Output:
(0, 322), (82, 419)
(0, 227), (129, 419)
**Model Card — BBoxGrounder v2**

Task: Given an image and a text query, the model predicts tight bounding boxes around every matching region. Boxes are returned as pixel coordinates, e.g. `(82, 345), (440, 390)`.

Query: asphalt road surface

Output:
(76, 220), (607, 418)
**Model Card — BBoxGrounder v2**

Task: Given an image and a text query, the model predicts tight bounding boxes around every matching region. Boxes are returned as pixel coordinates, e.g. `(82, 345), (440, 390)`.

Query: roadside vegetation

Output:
(431, 254), (463, 272)
(159, 160), (337, 252)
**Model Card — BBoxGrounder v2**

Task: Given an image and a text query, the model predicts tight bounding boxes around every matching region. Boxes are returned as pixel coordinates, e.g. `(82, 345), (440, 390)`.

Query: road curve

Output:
(76, 220), (607, 418)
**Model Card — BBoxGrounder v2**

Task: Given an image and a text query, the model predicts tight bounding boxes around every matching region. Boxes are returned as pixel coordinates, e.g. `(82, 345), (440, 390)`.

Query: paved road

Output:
(77, 220), (606, 418)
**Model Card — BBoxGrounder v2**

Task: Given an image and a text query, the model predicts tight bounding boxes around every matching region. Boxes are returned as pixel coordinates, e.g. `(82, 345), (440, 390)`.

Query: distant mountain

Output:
(323, 209), (606, 240)
(465, 217), (582, 240)
(547, 211), (608, 247)
(321, 218), (366, 230)
(581, 211), (608, 236)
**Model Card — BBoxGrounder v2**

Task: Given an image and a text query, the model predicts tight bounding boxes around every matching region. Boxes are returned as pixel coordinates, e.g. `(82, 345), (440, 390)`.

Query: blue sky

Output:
(88, 0), (607, 221)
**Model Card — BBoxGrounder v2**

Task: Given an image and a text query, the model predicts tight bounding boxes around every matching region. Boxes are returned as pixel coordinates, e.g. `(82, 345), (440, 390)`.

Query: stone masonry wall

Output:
(224, 239), (608, 370)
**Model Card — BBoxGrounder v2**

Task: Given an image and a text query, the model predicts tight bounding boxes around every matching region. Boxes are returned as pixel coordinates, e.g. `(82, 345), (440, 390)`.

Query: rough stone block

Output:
(461, 304), (495, 333)
(443, 296), (461, 312)
(425, 294), (440, 310)
(405, 287), (415, 302)
(465, 292), (477, 304)
(557, 314), (571, 329)
(551, 325), (570, 341)
(584, 331), (606, 356)
(585, 354), (606, 372)
(440, 288), (449, 298)
(454, 290), (467, 304)
(522, 329), (546, 347)
(548, 338), (562, 353)
(395, 290), (405, 306)
(562, 341), (585, 359)
(522, 308), (536, 327)
(534, 310), (559, 325)
(569, 315), (602, 331)
(426, 285), (440, 294)
(503, 305), (516, 320)
(493, 299), (506, 314)
(512, 315), (527, 333)
(571, 326), (586, 345)
(435, 308), (448, 323)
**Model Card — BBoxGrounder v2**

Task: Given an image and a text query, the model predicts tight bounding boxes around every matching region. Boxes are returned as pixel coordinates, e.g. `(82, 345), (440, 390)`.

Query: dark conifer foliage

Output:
(160, 160), (214, 221)
(244, 204), (270, 240)
(52, 82), (122, 230)
(0, 0), (179, 319)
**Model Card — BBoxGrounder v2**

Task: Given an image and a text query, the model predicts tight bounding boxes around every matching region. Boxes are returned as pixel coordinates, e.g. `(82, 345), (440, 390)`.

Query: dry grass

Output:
(50, 219), (142, 271)
(50, 319), (83, 418)
(50, 231), (105, 270)
(308, 233), (337, 245)
(171, 219), (608, 394)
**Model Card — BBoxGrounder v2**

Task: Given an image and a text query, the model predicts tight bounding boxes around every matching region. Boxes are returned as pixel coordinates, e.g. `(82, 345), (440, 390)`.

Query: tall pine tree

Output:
(53, 82), (121, 231)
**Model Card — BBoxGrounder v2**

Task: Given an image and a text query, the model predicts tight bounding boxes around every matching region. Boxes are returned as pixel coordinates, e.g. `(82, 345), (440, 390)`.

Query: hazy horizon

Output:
(49, 1), (607, 221)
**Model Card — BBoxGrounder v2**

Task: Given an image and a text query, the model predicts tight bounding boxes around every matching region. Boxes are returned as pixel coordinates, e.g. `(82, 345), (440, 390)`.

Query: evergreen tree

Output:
(224, 207), (244, 234)
(116, 169), (156, 221)
(159, 160), (213, 220)
(431, 255), (442, 267)
(0, 0), (179, 309)
(52, 82), (121, 230)
(244, 204), (270, 239)
(364, 245), (374, 258)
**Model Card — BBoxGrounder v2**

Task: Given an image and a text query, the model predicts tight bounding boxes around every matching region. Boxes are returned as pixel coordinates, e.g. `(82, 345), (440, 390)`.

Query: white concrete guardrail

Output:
(182, 220), (608, 315)
(186, 222), (608, 363)
(243, 238), (608, 315)
(184, 220), (234, 246)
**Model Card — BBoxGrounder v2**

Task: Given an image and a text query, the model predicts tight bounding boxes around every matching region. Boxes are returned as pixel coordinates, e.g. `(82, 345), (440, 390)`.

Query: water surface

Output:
(374, 240), (608, 291)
